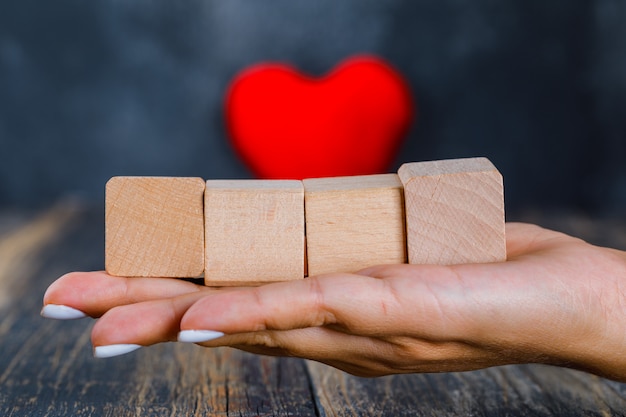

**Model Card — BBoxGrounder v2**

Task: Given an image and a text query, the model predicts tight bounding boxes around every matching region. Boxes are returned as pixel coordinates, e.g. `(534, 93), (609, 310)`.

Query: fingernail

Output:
(178, 330), (225, 343)
(94, 344), (142, 358)
(41, 304), (88, 320)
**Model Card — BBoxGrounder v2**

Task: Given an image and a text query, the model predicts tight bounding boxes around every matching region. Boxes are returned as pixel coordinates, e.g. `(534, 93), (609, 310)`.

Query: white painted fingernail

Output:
(178, 330), (225, 343)
(94, 344), (142, 358)
(41, 304), (88, 320)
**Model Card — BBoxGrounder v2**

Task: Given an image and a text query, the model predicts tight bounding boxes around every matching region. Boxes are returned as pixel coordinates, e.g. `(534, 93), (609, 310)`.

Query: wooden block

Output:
(204, 180), (304, 286)
(105, 177), (205, 277)
(398, 157), (506, 265)
(303, 174), (406, 276)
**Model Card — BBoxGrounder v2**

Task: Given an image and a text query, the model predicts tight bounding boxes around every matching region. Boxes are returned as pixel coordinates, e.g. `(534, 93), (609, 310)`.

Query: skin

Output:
(42, 223), (626, 380)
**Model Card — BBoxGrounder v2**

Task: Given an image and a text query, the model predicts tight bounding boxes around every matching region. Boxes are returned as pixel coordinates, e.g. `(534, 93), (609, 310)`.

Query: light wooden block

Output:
(105, 177), (205, 277)
(398, 157), (506, 265)
(303, 174), (406, 276)
(204, 180), (304, 286)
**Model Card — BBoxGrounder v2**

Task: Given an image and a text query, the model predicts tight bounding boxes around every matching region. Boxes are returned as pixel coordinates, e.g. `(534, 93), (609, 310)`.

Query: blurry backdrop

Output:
(1, 1), (625, 215)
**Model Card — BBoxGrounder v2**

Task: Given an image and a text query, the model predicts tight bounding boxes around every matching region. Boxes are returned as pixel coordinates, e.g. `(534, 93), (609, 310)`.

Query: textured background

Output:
(1, 0), (625, 214)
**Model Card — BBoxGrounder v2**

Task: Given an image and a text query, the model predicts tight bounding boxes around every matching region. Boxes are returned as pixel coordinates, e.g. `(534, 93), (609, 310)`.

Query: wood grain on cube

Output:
(204, 180), (304, 286)
(398, 157), (505, 265)
(303, 174), (406, 276)
(105, 177), (205, 277)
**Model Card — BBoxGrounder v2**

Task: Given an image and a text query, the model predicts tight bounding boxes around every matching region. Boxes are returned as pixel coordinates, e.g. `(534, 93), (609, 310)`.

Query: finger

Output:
(42, 271), (208, 318)
(180, 275), (358, 335)
(199, 326), (507, 377)
(179, 271), (472, 340)
(504, 222), (579, 259)
(215, 327), (403, 376)
(91, 292), (211, 356)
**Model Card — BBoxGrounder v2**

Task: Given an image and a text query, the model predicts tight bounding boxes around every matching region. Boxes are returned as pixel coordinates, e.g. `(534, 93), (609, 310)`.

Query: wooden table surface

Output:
(2, 202), (626, 416)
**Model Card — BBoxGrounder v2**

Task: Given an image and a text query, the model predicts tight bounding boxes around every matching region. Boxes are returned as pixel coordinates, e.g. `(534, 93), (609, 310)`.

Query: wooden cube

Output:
(105, 177), (205, 277)
(303, 174), (406, 276)
(204, 180), (304, 286)
(398, 157), (506, 265)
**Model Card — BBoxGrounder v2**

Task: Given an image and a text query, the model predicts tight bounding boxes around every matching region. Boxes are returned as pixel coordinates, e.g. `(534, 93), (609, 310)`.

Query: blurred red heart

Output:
(225, 55), (414, 179)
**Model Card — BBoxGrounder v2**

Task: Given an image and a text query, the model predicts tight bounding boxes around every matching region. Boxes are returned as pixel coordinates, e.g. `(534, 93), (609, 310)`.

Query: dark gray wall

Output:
(1, 1), (625, 214)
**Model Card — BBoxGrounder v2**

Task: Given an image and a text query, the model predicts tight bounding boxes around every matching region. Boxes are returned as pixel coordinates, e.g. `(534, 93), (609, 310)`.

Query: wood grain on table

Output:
(1, 203), (626, 416)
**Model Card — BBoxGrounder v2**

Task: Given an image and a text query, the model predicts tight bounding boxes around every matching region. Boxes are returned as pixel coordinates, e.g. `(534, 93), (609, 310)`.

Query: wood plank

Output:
(105, 177), (205, 278)
(0, 202), (80, 310)
(0, 207), (317, 417)
(303, 174), (406, 276)
(204, 179), (305, 286)
(398, 157), (506, 265)
(305, 360), (626, 416)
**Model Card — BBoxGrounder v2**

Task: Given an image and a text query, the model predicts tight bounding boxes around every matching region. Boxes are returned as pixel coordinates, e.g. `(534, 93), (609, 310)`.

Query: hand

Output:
(42, 223), (626, 380)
